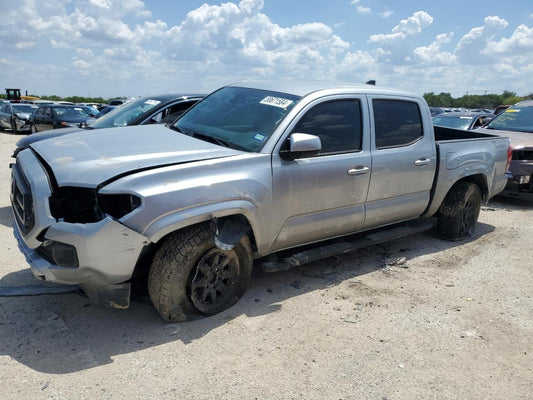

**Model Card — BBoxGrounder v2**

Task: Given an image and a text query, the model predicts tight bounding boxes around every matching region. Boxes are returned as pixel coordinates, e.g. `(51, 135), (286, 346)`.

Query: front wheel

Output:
(31, 124), (37, 134)
(437, 181), (481, 240)
(11, 119), (18, 134)
(148, 223), (253, 322)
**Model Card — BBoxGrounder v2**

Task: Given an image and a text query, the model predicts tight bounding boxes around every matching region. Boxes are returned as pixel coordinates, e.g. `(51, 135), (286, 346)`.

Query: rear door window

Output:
(373, 100), (423, 149)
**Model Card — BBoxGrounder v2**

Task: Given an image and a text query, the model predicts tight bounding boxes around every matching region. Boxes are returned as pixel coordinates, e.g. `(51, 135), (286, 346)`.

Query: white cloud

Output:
(369, 11), (433, 44)
(163, 0), (349, 80)
(455, 16), (509, 64)
(367, 11), (434, 65)
(484, 24), (533, 55)
(414, 33), (456, 65)
(356, 6), (371, 14)
(380, 9), (394, 19)
(392, 11), (433, 36)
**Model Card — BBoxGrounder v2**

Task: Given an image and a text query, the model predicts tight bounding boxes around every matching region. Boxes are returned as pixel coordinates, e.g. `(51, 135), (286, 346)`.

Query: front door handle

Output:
(347, 166), (370, 175)
(414, 157), (430, 166)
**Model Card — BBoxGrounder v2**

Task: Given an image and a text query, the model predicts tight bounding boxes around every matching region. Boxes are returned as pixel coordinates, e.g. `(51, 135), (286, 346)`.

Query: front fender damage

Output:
(213, 216), (250, 251)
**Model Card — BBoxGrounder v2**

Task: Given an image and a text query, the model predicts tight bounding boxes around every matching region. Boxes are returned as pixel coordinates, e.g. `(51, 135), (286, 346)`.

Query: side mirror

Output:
(280, 133), (322, 161)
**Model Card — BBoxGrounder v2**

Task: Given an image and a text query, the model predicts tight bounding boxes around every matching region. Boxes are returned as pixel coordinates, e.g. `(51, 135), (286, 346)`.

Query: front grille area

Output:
(10, 163), (35, 234)
(512, 150), (533, 161)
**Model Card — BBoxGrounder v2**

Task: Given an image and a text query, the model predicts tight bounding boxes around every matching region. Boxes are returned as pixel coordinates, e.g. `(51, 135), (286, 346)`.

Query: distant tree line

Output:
(0, 93), (112, 104)
(423, 91), (532, 109)
(2, 91), (531, 109)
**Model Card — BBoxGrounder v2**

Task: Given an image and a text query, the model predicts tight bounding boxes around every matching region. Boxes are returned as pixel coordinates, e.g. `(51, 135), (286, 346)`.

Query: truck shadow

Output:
(490, 193), (533, 209)
(0, 222), (495, 374)
(0, 206), (13, 228)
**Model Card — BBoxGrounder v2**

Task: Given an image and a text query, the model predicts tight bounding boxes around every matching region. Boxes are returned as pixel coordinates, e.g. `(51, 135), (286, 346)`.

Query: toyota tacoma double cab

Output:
(11, 81), (511, 321)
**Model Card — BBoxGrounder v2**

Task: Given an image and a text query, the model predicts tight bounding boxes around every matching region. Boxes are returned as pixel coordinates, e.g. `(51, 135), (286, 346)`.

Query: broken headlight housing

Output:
(49, 186), (141, 223)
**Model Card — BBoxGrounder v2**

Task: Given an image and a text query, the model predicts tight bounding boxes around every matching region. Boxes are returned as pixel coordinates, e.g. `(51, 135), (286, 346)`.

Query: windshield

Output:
(88, 97), (162, 128)
(52, 106), (90, 118)
(485, 105), (533, 133)
(175, 86), (300, 152)
(12, 105), (37, 114)
(433, 115), (474, 130)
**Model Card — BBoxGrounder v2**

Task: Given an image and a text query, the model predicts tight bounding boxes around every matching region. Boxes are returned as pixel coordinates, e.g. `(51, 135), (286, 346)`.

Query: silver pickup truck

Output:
(11, 81), (511, 321)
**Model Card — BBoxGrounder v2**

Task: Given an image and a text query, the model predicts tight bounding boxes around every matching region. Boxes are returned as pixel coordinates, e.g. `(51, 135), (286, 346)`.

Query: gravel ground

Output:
(0, 130), (531, 399)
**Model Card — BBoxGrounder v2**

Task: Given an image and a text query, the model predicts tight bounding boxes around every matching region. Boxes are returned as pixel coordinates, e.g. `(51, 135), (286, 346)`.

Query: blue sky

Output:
(1, 0), (532, 99)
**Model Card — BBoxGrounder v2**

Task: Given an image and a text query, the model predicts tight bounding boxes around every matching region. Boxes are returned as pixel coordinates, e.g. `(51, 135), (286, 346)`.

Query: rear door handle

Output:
(347, 166), (370, 175)
(414, 157), (430, 166)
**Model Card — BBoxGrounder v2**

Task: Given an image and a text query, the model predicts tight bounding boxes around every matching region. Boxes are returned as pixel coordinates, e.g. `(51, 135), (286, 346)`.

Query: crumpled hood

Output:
(476, 127), (533, 149)
(14, 112), (32, 120)
(30, 124), (243, 187)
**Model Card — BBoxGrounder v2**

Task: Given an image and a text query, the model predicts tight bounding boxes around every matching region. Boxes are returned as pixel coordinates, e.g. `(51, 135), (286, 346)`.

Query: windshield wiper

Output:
(167, 124), (182, 133)
(191, 132), (231, 148)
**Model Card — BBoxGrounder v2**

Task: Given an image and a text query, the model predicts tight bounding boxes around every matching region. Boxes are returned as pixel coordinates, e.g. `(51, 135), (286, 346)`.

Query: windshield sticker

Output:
(260, 96), (294, 109)
(145, 100), (161, 106)
(460, 116), (473, 119)
(74, 108), (83, 111)
(253, 133), (266, 141)
(504, 109), (520, 113)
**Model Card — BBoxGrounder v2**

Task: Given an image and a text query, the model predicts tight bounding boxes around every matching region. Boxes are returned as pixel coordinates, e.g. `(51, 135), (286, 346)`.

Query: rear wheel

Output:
(148, 223), (253, 322)
(437, 181), (481, 240)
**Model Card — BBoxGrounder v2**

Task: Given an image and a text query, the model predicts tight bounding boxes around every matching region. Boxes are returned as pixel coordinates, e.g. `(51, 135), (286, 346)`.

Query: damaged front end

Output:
(11, 150), (149, 309)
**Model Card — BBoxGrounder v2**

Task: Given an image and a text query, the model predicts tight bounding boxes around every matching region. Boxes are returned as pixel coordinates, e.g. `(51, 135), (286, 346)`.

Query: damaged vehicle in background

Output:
(0, 103), (37, 133)
(13, 94), (204, 157)
(475, 100), (533, 196)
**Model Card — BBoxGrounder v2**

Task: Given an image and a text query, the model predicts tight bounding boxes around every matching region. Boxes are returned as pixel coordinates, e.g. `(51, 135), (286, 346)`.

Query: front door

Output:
(270, 97), (371, 251)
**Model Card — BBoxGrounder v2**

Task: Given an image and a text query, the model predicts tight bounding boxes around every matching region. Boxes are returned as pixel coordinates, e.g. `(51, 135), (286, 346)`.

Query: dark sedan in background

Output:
(28, 105), (92, 132)
(15, 94), (204, 156)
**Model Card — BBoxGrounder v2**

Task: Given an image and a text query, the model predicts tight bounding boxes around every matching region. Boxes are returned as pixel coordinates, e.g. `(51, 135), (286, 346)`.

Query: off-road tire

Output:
(437, 181), (481, 240)
(148, 223), (253, 322)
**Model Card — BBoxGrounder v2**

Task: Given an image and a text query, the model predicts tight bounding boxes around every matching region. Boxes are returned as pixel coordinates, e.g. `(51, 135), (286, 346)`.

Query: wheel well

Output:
(457, 174), (488, 202)
(130, 215), (258, 288)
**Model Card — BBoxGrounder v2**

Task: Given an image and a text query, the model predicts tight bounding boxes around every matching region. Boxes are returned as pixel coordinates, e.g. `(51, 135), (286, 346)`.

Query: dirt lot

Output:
(0, 130), (531, 399)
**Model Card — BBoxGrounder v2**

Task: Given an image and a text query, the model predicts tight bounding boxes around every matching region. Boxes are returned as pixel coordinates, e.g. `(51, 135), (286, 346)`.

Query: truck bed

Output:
(423, 125), (510, 217)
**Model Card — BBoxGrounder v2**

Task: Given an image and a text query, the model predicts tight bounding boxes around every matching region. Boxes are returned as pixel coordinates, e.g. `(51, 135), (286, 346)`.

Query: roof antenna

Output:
(366, 80), (376, 86)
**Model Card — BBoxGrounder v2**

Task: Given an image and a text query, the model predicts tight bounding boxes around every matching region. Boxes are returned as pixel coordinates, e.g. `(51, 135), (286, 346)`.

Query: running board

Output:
(260, 219), (435, 273)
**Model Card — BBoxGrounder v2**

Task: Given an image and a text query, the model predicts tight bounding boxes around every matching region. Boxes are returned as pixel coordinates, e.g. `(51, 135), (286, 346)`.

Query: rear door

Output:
(270, 96), (371, 251)
(364, 96), (436, 229)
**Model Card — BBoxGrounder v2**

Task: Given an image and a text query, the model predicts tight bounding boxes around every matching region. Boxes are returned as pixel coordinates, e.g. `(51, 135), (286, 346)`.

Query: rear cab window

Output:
(372, 99), (423, 149)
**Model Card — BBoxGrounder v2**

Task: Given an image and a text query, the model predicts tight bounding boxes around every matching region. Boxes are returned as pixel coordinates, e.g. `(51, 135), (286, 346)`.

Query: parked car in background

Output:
(78, 105), (101, 119)
(28, 105), (92, 132)
(98, 105), (116, 116)
(476, 100), (533, 196)
(15, 94), (204, 155)
(108, 99), (127, 106)
(87, 94), (204, 128)
(77, 102), (101, 109)
(494, 105), (511, 115)
(0, 103), (37, 133)
(432, 112), (494, 131)
(429, 106), (444, 116)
